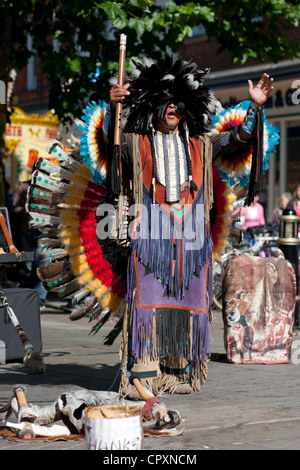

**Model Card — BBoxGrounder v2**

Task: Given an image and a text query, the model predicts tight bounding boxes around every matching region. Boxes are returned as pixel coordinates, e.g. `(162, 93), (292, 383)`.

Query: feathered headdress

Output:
(121, 55), (220, 136)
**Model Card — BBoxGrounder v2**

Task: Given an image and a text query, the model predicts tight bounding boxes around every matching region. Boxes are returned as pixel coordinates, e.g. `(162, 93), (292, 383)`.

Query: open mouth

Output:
(166, 110), (177, 118)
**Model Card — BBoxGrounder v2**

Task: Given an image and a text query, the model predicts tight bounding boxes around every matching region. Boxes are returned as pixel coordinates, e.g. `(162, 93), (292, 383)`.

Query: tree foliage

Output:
(1, 0), (300, 122)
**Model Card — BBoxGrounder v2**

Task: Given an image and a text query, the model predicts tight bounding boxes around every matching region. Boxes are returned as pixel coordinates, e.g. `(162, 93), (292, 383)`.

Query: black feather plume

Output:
(123, 55), (215, 136)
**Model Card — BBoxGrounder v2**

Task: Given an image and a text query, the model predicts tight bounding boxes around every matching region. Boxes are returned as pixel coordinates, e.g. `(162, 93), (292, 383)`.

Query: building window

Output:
(27, 35), (37, 91)
(287, 120), (300, 192)
(0, 80), (5, 105)
(6, 125), (22, 137)
(192, 24), (206, 38)
(46, 128), (58, 139)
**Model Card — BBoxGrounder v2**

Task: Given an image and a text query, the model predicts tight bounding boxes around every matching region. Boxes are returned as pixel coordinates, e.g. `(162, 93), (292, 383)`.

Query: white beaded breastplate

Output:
(153, 130), (188, 203)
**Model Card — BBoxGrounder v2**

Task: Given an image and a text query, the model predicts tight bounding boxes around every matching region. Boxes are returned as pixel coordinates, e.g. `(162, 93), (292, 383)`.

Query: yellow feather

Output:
(64, 195), (82, 206)
(67, 242), (85, 256)
(61, 208), (77, 219)
(223, 216), (232, 226)
(71, 167), (92, 185)
(78, 270), (94, 285)
(88, 279), (104, 296)
(59, 227), (78, 238)
(110, 295), (122, 312)
(227, 194), (236, 202)
(67, 186), (85, 198)
(74, 263), (89, 276)
(68, 246), (85, 256)
(71, 255), (88, 272)
(101, 292), (113, 309)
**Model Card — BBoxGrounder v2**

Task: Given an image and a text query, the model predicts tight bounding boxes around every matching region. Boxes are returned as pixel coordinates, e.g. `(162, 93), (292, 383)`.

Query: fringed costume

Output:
(26, 56), (279, 398)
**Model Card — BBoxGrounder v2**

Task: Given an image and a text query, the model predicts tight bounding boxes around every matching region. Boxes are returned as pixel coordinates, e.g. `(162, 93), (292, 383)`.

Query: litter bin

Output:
(84, 405), (143, 450)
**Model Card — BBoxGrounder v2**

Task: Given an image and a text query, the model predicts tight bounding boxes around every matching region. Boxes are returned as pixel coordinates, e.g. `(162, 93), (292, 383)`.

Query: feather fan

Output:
(26, 105), (128, 345)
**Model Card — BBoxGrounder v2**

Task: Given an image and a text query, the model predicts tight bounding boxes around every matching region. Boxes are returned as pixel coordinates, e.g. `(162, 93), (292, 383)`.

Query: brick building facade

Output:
(180, 28), (300, 219)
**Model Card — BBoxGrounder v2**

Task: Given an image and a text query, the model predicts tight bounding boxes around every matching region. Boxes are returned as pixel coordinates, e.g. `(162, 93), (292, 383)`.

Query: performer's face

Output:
(155, 102), (181, 133)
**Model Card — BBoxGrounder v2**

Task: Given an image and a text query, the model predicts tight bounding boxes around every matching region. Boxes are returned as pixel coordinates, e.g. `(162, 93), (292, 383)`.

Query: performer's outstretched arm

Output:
(237, 73), (274, 141)
(212, 73), (275, 159)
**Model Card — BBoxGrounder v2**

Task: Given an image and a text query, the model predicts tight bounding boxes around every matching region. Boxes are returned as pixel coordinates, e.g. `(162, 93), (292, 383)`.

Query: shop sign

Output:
(264, 80), (300, 109)
(220, 80), (300, 116)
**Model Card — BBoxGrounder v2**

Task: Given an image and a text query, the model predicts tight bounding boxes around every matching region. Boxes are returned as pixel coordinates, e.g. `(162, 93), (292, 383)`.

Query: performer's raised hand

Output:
(110, 83), (130, 110)
(248, 73), (274, 109)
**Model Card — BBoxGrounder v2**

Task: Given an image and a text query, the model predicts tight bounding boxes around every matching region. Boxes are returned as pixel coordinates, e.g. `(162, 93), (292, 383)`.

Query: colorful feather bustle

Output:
(211, 163), (236, 261)
(60, 166), (126, 309)
(26, 112), (128, 341)
(211, 100), (280, 188)
(78, 100), (108, 184)
(209, 101), (279, 259)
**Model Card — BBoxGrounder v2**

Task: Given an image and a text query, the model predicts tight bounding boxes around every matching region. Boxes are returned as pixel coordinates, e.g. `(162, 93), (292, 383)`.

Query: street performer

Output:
(104, 56), (275, 398)
(26, 54), (278, 400)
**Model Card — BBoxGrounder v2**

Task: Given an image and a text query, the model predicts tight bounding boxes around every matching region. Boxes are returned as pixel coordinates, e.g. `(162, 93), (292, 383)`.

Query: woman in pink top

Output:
(240, 194), (266, 231)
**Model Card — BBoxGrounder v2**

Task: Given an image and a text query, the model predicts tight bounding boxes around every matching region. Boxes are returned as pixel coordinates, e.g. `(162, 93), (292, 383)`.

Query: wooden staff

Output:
(111, 33), (127, 196)
(114, 33), (127, 147)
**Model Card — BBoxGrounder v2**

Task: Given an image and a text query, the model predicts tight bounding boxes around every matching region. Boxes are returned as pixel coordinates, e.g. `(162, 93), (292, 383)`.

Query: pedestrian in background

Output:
(270, 192), (292, 223)
(288, 184), (300, 216)
(233, 194), (266, 244)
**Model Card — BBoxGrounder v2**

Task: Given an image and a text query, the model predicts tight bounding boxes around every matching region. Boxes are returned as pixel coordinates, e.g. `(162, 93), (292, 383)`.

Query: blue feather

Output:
(212, 100), (280, 187)
(79, 100), (108, 185)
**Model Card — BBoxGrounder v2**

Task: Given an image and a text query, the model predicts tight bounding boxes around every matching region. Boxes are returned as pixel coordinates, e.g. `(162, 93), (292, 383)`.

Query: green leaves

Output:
(69, 58), (81, 72)
(98, 1), (125, 20)
(96, 1), (215, 39)
(2, 0), (300, 123)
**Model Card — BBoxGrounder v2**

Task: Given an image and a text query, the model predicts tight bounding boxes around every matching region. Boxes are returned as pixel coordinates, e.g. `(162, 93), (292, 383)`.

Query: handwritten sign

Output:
(85, 413), (143, 451)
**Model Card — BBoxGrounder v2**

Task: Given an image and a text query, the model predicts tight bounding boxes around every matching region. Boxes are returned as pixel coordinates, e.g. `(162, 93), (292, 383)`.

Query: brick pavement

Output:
(1, 298), (300, 451)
